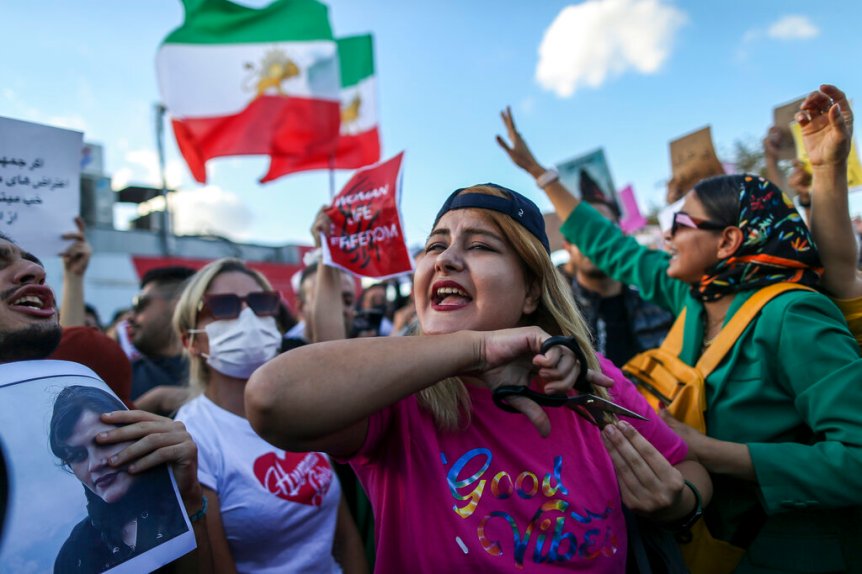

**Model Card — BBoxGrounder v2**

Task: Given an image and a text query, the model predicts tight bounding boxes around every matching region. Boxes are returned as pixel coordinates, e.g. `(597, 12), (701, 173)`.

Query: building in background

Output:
(56, 144), (309, 323)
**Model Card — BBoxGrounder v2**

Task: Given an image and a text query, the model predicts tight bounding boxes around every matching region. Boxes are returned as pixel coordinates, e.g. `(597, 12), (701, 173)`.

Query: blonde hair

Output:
(417, 185), (606, 430)
(173, 258), (277, 395)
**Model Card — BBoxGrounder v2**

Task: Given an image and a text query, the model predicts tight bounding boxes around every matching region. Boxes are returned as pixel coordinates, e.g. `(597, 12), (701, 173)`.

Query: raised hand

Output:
(310, 205), (334, 249)
(797, 84), (853, 167)
(59, 216), (92, 276)
(496, 106), (545, 177)
(470, 327), (613, 436)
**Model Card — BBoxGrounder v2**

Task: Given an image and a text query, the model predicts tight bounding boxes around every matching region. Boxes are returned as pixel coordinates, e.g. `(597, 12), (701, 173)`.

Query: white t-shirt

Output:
(177, 395), (342, 574)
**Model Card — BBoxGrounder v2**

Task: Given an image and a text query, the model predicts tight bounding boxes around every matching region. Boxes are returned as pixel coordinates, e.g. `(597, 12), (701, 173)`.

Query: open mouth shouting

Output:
(431, 281), (472, 311)
(5, 285), (56, 318)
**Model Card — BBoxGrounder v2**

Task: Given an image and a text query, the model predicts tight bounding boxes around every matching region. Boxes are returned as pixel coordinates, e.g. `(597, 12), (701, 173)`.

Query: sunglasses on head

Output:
(198, 291), (281, 320)
(670, 211), (726, 237)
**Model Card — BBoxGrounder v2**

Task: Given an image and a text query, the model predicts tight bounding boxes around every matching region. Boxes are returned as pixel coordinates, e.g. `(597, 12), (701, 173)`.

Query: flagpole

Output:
(154, 102), (172, 256)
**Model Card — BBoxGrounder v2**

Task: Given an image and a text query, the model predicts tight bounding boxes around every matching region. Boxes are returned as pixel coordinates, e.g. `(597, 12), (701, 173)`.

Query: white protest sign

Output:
(0, 116), (82, 260)
(0, 360), (196, 573)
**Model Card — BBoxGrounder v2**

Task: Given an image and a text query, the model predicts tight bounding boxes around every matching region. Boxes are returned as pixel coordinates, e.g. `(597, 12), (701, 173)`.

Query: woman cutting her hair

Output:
(246, 184), (710, 573)
(497, 108), (862, 573)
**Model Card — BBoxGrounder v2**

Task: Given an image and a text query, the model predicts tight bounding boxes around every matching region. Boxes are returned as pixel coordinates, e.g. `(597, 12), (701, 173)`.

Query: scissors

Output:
(492, 336), (648, 429)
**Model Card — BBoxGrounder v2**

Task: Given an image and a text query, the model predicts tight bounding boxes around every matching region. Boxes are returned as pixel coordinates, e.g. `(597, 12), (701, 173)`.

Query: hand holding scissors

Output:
(493, 336), (648, 429)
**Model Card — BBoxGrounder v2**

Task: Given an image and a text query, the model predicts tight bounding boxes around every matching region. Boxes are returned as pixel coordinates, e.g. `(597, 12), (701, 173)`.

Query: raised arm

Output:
(496, 107), (687, 312)
(246, 332), (493, 457)
(309, 207), (350, 342)
(59, 216), (92, 327)
(245, 327), (609, 457)
(798, 84), (861, 298)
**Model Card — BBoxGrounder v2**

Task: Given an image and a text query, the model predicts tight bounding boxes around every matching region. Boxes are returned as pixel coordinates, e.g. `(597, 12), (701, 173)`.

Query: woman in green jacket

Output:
(497, 108), (862, 573)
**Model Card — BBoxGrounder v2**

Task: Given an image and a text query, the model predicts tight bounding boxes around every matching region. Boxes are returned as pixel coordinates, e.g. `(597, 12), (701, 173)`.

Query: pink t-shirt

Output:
(349, 355), (687, 573)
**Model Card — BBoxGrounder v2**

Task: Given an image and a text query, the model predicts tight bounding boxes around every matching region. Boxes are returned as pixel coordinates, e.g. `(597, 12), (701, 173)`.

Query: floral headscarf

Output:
(695, 175), (823, 302)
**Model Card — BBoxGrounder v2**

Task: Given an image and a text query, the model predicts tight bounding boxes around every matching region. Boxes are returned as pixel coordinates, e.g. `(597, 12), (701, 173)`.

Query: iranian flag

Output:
(156, 0), (341, 183)
(261, 34), (381, 182)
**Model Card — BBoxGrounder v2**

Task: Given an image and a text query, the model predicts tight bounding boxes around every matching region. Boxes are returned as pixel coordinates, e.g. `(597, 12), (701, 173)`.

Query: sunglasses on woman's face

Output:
(198, 291), (281, 320)
(670, 211), (726, 237)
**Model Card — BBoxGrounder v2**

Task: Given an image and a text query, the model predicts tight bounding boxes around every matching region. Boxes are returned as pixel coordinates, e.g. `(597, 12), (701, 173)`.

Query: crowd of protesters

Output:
(1, 83), (861, 573)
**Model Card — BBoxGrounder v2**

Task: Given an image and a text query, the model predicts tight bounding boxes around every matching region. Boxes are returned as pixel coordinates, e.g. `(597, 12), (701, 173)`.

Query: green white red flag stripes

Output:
(156, 0), (340, 183)
(261, 34), (381, 181)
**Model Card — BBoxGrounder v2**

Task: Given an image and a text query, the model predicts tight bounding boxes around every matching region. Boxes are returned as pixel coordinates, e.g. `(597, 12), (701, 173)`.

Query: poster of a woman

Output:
(0, 360), (194, 573)
(49, 385), (188, 572)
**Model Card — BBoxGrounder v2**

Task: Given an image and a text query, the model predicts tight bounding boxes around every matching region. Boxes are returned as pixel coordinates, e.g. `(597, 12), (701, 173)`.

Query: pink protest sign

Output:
(618, 185), (647, 234)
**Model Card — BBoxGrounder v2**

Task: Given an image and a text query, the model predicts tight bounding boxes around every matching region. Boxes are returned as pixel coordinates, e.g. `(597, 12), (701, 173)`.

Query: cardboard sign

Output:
(668, 126), (725, 203)
(321, 152), (413, 279)
(790, 122), (862, 188)
(618, 185), (647, 234)
(0, 360), (195, 573)
(773, 97), (805, 161)
(0, 116), (82, 262)
(556, 148), (620, 209)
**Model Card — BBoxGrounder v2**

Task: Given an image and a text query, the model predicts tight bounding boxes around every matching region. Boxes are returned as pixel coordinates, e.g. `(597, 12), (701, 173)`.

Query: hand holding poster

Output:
(0, 360), (195, 573)
(668, 126), (725, 204)
(321, 152), (413, 278)
(0, 116), (82, 262)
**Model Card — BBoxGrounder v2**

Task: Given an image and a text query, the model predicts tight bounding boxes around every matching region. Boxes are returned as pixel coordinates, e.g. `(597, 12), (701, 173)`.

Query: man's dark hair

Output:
(84, 303), (101, 327)
(139, 266), (196, 296)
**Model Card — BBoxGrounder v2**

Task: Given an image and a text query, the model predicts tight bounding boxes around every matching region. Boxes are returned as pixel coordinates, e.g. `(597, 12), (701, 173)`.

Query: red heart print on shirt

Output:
(253, 451), (333, 506)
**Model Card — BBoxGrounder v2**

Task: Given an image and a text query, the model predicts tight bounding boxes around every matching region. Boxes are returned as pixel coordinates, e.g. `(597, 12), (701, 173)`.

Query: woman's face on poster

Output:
(65, 409), (136, 503)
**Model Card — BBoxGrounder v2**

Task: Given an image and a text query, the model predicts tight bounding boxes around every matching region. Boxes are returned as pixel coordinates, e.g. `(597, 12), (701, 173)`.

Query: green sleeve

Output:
(748, 293), (862, 514)
(559, 202), (688, 314)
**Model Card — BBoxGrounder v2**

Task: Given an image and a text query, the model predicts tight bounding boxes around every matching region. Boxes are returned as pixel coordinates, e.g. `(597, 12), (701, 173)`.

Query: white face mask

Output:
(191, 307), (282, 379)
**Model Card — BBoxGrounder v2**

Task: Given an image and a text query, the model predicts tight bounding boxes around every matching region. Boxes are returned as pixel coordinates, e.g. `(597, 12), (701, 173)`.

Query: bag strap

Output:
(695, 282), (814, 376)
(659, 308), (687, 356)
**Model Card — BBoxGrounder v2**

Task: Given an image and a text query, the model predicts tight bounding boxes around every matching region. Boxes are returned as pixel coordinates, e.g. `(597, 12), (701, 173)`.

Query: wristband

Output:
(189, 495), (208, 523)
(670, 480), (703, 539)
(536, 168), (560, 188)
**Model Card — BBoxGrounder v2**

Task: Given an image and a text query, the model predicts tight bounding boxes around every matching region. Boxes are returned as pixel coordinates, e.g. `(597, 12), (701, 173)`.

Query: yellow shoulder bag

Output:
(622, 282), (813, 574)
